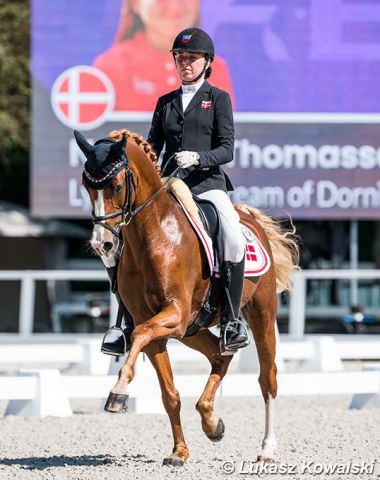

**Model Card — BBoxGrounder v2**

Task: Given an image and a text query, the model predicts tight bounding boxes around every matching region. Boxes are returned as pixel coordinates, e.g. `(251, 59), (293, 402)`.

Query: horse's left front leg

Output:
(143, 340), (189, 466)
(105, 302), (183, 413)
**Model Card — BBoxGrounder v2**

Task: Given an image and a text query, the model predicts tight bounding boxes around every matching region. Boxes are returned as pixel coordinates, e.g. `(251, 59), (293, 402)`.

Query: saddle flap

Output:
(193, 197), (219, 239)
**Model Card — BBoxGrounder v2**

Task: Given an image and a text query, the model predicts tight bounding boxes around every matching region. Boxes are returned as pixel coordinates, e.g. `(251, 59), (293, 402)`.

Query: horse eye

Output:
(115, 183), (123, 195)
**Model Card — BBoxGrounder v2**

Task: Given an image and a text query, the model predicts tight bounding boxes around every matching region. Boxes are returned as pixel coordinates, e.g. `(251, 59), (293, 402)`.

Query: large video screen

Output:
(31, 0), (380, 219)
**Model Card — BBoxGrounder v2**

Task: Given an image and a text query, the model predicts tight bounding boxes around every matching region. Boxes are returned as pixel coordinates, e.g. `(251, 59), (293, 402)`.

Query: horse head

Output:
(74, 130), (130, 261)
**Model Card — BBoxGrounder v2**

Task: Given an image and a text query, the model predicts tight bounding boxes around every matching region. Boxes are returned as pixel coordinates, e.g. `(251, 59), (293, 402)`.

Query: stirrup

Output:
(220, 318), (250, 356)
(101, 326), (126, 357)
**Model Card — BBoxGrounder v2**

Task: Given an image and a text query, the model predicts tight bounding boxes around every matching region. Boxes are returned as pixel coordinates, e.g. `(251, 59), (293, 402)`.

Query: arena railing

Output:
(289, 269), (380, 339)
(0, 269), (380, 337)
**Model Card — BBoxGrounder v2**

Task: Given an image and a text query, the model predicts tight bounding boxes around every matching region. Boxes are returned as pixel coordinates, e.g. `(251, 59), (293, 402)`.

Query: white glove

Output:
(175, 151), (200, 169)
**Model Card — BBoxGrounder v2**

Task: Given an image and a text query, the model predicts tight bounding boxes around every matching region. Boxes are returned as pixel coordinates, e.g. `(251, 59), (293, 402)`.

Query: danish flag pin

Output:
(201, 100), (211, 109)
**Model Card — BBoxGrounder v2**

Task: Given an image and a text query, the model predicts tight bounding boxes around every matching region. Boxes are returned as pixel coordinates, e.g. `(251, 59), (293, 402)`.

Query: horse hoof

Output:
(257, 455), (276, 463)
(104, 392), (129, 413)
(162, 457), (184, 467)
(206, 418), (225, 442)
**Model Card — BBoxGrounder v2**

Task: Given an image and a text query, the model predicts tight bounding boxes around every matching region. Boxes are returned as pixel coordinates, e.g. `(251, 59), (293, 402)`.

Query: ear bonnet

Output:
(74, 130), (127, 190)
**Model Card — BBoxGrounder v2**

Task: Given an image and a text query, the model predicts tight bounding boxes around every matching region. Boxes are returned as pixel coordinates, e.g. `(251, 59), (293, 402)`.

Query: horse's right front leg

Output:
(143, 340), (189, 467)
(105, 302), (183, 413)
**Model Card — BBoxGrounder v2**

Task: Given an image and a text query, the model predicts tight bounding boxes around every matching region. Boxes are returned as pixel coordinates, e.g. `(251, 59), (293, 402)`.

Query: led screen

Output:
(31, 0), (380, 219)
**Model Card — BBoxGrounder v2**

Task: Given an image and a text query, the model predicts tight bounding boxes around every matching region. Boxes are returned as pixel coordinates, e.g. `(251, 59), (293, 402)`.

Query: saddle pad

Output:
(175, 196), (215, 273)
(240, 227), (271, 277)
(174, 195), (270, 277)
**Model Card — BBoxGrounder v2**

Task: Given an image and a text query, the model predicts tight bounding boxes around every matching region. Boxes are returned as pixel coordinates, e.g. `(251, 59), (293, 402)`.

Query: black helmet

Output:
(171, 28), (215, 61)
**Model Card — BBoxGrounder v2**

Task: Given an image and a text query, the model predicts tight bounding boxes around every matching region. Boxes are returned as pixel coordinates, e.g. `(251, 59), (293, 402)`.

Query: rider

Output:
(102, 27), (248, 356)
(149, 27), (248, 355)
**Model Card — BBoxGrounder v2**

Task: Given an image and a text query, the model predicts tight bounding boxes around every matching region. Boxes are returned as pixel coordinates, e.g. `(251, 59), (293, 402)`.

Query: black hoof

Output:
(206, 418), (225, 442)
(104, 392), (129, 413)
(162, 457), (184, 467)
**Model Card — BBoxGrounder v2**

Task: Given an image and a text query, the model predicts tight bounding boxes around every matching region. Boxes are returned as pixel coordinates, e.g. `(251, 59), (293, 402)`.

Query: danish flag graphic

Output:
(246, 244), (258, 262)
(201, 100), (211, 109)
(51, 66), (115, 130)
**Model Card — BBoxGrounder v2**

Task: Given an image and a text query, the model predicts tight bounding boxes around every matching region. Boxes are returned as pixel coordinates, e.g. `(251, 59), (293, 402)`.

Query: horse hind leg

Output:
(260, 394), (277, 462)
(181, 329), (233, 442)
(244, 296), (278, 462)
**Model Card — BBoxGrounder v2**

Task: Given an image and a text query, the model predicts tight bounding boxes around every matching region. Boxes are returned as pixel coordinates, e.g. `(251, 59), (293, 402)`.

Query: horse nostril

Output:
(103, 242), (114, 252)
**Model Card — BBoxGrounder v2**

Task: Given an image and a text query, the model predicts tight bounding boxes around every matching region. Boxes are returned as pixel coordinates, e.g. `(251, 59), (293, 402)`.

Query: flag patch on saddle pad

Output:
(242, 228), (271, 276)
(201, 100), (211, 109)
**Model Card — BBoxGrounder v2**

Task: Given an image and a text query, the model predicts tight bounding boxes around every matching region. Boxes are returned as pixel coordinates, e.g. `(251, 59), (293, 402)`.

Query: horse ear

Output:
(111, 134), (127, 157)
(74, 130), (93, 156)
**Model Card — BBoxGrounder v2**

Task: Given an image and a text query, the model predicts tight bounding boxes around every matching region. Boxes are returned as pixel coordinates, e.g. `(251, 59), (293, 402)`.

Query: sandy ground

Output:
(0, 388), (379, 480)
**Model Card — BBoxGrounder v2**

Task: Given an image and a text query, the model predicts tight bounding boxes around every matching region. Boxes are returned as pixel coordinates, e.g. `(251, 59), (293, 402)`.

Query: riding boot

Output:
(220, 256), (249, 356)
(101, 266), (134, 357)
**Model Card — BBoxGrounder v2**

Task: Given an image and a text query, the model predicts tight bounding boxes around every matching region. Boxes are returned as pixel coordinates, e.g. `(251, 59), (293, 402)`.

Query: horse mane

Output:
(107, 129), (161, 175)
(108, 129), (202, 224)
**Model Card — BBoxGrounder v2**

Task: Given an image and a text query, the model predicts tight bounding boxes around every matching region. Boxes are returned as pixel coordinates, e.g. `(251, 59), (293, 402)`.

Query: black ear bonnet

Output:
(74, 130), (128, 190)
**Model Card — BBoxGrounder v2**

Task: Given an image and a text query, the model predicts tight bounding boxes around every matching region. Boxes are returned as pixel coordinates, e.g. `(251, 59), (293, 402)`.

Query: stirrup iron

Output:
(220, 318), (250, 356)
(101, 326), (126, 357)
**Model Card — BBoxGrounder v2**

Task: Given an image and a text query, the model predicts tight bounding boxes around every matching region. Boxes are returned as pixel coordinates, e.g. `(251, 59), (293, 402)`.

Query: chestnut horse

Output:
(75, 128), (299, 467)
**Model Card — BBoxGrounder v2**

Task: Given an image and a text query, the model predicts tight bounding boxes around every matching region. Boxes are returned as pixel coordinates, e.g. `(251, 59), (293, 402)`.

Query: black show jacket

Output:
(147, 81), (234, 195)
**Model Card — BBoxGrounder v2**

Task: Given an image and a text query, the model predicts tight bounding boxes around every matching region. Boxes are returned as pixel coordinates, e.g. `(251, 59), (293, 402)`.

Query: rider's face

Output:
(174, 52), (208, 84)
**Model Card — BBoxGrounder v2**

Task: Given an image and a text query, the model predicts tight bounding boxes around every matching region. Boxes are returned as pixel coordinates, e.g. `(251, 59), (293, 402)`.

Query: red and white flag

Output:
(51, 65), (115, 130)
(201, 100), (211, 109)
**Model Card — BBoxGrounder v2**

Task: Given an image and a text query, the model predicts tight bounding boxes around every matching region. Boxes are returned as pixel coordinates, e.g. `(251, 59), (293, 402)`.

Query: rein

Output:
(91, 157), (179, 238)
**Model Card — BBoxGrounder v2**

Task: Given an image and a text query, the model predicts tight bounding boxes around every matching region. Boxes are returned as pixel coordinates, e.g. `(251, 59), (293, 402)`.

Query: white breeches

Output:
(197, 189), (246, 263)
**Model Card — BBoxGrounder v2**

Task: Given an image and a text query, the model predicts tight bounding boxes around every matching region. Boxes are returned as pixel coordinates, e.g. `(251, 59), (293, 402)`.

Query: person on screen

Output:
(93, 0), (234, 111)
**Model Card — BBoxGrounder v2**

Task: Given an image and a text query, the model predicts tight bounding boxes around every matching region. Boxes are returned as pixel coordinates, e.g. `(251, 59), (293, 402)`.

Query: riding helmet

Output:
(171, 28), (215, 61)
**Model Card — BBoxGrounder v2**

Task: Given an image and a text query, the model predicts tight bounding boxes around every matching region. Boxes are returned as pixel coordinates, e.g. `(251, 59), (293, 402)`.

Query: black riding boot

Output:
(101, 266), (134, 357)
(220, 257), (249, 355)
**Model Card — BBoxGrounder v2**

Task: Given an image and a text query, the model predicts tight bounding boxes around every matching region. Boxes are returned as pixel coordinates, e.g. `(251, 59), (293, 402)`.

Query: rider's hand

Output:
(175, 151), (200, 169)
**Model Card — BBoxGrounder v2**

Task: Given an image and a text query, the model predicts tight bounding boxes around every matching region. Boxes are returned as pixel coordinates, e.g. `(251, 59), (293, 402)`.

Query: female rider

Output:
(147, 27), (248, 355)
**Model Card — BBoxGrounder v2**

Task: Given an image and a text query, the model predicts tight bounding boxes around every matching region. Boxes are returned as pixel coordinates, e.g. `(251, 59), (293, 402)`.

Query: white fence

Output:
(289, 269), (380, 338)
(0, 334), (380, 416)
(1, 268), (380, 337)
(0, 270), (117, 335)
(1, 361), (380, 416)
(1, 269), (380, 418)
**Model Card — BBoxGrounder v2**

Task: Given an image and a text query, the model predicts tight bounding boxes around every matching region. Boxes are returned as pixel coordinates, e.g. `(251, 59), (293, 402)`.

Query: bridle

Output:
(88, 155), (179, 238)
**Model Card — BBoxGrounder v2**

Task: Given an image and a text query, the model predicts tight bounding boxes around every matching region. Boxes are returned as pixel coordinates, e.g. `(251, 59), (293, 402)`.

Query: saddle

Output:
(194, 197), (219, 239)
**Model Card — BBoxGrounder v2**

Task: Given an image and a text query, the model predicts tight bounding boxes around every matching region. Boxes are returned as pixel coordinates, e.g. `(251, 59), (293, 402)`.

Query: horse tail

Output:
(237, 205), (300, 293)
